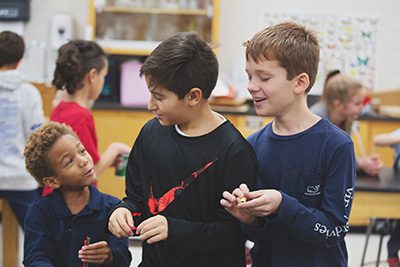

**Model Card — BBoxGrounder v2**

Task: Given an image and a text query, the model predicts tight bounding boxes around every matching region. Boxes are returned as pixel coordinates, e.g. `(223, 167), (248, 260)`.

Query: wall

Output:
(218, 0), (400, 96)
(16, 0), (89, 84)
(8, 0), (400, 94)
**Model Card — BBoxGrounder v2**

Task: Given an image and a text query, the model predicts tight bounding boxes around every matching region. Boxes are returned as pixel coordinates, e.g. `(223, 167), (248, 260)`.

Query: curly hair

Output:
(52, 40), (106, 94)
(0, 31), (25, 67)
(24, 122), (78, 185)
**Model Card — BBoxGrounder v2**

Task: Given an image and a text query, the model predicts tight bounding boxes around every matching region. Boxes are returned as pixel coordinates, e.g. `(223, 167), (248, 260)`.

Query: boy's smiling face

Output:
(245, 57), (298, 117)
(46, 134), (96, 190)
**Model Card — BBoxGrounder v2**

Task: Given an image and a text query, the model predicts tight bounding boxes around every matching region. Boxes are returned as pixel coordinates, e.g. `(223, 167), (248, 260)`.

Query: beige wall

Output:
(19, 0), (89, 84)
(14, 0), (400, 94)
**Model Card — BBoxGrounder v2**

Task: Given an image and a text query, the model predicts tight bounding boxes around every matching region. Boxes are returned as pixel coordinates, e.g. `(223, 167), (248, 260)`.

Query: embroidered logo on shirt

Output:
(148, 158), (218, 215)
(304, 184), (321, 196)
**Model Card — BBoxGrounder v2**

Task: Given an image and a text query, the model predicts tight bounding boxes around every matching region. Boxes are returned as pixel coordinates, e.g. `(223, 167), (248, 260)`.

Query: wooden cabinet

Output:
(93, 109), (154, 197)
(352, 119), (399, 168)
(88, 0), (220, 56)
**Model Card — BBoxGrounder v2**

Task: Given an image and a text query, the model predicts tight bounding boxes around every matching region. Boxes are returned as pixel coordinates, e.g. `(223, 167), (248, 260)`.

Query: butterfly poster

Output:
(262, 13), (378, 94)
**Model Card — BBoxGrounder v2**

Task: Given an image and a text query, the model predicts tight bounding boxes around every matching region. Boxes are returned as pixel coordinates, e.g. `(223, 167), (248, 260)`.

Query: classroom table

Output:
(350, 168), (400, 226)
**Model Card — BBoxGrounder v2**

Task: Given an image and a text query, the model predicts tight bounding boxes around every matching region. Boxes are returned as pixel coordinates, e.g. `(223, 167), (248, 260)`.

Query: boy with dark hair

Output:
(23, 122), (131, 267)
(221, 22), (356, 267)
(0, 30), (44, 228)
(108, 32), (257, 266)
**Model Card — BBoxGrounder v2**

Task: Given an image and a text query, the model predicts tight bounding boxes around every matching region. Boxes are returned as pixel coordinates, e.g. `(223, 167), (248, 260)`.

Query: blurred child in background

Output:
(43, 40), (131, 196)
(374, 130), (400, 267)
(0, 31), (44, 227)
(311, 70), (383, 176)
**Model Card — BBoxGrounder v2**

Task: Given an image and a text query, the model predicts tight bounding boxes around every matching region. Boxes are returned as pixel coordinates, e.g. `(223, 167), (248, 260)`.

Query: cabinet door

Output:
(367, 120), (399, 168)
(351, 120), (399, 168)
(93, 109), (153, 198)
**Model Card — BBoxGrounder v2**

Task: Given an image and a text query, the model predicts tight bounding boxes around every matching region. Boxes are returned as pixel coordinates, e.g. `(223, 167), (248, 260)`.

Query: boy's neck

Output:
(0, 65), (18, 71)
(61, 186), (90, 215)
(272, 100), (320, 136)
(177, 102), (224, 136)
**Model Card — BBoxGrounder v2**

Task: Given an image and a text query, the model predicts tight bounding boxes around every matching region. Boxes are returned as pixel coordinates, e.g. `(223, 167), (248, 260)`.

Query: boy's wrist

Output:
(246, 216), (264, 228)
(104, 250), (114, 265)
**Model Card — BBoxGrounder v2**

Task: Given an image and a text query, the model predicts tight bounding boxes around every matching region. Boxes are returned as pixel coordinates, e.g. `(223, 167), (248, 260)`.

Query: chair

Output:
(361, 218), (398, 267)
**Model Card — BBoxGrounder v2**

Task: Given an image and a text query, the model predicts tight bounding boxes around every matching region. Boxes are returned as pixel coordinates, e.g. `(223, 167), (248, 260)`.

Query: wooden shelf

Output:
(100, 6), (209, 16)
(97, 39), (160, 56)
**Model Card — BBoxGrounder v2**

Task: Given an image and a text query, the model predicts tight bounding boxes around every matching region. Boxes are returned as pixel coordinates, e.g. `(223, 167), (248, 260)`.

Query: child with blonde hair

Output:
(311, 70), (383, 176)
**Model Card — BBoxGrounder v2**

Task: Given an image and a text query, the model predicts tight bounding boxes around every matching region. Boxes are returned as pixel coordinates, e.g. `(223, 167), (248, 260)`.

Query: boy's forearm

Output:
(108, 237), (132, 267)
(374, 134), (400, 146)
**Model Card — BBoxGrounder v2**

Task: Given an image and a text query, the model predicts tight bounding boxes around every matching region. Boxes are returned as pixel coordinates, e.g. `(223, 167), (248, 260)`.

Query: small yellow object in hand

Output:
(239, 197), (247, 203)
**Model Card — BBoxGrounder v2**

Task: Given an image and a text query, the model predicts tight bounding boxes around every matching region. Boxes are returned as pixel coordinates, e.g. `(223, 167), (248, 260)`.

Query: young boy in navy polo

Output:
(24, 122), (131, 267)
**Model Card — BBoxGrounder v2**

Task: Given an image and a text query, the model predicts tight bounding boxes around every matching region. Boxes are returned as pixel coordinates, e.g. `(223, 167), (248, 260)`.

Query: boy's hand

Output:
(239, 189), (282, 217)
(78, 241), (113, 265)
(137, 215), (168, 244)
(108, 207), (134, 238)
(358, 154), (383, 176)
(109, 142), (131, 167)
(220, 183), (257, 225)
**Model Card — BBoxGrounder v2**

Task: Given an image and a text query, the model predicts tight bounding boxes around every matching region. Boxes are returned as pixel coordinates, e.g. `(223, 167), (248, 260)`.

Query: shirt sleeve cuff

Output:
(272, 191), (299, 224)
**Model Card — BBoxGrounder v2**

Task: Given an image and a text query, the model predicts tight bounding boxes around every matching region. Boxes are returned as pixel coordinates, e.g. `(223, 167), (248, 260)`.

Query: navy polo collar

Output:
(51, 185), (102, 218)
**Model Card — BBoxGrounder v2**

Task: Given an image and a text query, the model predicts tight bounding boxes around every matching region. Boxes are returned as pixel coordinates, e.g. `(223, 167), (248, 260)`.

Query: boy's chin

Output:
(157, 119), (174, 126)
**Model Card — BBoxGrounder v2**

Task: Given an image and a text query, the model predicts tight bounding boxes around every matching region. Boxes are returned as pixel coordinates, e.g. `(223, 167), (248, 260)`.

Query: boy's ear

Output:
(293, 72), (310, 94)
(333, 99), (343, 109)
(186, 88), (202, 106)
(42, 177), (61, 189)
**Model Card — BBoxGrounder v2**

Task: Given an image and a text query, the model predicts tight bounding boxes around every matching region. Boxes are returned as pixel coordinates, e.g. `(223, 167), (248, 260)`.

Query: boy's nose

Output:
(247, 80), (259, 93)
(79, 157), (89, 167)
(147, 97), (157, 111)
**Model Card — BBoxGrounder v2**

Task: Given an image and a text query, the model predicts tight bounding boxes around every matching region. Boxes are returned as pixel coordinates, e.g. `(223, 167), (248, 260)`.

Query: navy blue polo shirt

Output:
(23, 185), (131, 267)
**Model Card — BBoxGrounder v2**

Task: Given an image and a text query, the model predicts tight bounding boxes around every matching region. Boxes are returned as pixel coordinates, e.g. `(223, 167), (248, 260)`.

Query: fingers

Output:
(239, 183), (250, 194)
(369, 153), (380, 160)
(220, 198), (234, 209)
(79, 241), (111, 264)
(137, 215), (168, 244)
(108, 208), (134, 237)
(221, 184), (253, 209)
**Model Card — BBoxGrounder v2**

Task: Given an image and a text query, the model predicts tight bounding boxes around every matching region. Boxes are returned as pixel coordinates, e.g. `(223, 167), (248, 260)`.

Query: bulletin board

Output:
(262, 13), (378, 94)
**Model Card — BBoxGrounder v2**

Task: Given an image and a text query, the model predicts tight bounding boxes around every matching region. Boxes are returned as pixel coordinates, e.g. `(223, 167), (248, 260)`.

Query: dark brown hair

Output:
(0, 31), (25, 67)
(140, 32), (218, 99)
(52, 40), (106, 94)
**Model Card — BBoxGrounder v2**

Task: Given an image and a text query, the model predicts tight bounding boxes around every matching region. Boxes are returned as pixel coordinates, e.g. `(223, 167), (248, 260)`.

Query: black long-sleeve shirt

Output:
(119, 118), (257, 267)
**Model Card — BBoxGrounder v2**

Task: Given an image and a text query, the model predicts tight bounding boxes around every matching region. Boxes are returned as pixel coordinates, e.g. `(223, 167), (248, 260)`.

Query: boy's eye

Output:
(64, 158), (73, 167)
(80, 148), (86, 154)
(154, 94), (163, 101)
(260, 76), (270, 82)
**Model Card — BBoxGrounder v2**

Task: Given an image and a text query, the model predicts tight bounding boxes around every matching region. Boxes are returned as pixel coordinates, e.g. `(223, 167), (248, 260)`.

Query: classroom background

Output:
(0, 0), (400, 266)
